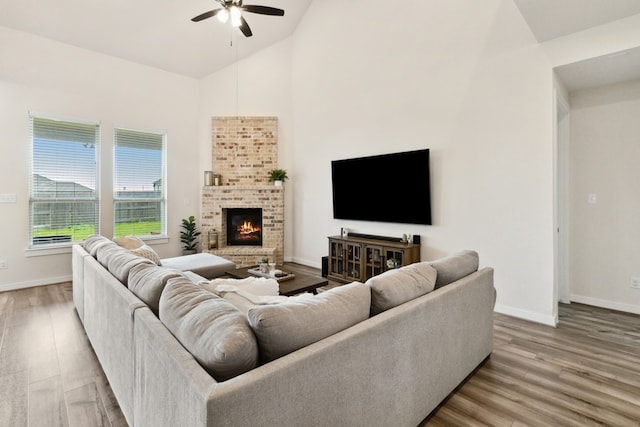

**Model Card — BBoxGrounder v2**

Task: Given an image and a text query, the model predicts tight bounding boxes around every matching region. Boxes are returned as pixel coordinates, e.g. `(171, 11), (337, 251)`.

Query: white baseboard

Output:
(0, 275), (72, 293)
(494, 304), (558, 327)
(290, 256), (321, 269)
(570, 294), (640, 315)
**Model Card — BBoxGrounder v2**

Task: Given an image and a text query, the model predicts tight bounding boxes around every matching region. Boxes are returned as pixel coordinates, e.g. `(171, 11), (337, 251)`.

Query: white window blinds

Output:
(114, 128), (166, 238)
(30, 115), (100, 246)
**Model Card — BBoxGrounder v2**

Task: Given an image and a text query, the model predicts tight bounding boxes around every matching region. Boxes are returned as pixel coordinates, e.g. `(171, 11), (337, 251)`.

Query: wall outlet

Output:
(631, 277), (640, 289)
(0, 259), (6, 269)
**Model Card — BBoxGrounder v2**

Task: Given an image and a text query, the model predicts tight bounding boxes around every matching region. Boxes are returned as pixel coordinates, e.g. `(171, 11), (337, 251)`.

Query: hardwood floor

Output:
(0, 283), (126, 427)
(1, 269), (639, 426)
(424, 303), (640, 426)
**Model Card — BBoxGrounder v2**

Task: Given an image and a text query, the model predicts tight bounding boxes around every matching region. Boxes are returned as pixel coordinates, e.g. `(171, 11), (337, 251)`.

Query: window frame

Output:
(113, 126), (167, 239)
(28, 113), (100, 251)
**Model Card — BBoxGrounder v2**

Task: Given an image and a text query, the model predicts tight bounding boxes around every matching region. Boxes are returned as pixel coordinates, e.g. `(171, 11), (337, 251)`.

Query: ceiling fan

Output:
(191, 0), (285, 38)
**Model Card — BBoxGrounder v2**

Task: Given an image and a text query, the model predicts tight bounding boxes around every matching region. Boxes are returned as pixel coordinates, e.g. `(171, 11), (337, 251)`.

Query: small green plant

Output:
(268, 168), (288, 182)
(180, 216), (200, 252)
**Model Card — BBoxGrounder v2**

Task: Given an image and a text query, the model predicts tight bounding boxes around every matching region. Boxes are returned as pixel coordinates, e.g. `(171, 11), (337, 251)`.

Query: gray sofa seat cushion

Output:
(366, 262), (437, 315)
(428, 250), (479, 289)
(159, 276), (258, 381)
(161, 253), (236, 280)
(128, 264), (183, 314)
(247, 281), (371, 363)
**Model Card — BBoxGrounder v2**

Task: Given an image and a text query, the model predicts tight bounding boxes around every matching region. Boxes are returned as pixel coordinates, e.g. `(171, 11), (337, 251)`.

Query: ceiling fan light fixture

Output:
(217, 9), (229, 23)
(230, 6), (242, 27)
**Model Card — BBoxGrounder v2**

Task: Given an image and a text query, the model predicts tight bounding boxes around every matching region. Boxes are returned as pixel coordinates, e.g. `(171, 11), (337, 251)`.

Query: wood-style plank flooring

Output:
(1, 265), (640, 426)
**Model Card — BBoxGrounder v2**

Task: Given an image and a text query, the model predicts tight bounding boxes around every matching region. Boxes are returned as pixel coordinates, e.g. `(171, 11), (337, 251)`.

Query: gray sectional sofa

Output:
(72, 236), (496, 427)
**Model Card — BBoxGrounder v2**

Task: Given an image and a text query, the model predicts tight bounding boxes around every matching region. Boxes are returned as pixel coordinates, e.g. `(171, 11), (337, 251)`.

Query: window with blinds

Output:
(30, 115), (100, 247)
(114, 128), (166, 238)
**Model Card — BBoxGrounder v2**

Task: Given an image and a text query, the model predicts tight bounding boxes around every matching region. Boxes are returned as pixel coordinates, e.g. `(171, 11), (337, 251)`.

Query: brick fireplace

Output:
(201, 117), (284, 266)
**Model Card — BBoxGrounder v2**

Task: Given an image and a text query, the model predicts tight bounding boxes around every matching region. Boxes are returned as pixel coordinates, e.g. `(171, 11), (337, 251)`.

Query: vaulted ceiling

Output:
(0, 0), (639, 89)
(0, 0), (312, 78)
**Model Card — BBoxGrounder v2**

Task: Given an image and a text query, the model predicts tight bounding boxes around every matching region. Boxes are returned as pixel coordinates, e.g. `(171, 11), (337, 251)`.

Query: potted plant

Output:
(268, 168), (288, 186)
(180, 216), (200, 255)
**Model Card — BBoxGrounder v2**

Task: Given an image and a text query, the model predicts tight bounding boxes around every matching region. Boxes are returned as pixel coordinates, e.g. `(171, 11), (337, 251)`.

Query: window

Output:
(30, 115), (99, 247)
(114, 128), (166, 238)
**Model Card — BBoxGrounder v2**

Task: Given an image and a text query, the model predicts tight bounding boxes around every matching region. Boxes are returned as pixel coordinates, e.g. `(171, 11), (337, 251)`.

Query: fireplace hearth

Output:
(226, 208), (263, 246)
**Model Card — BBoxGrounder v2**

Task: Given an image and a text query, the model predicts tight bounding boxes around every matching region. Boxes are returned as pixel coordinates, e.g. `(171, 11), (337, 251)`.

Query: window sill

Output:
(26, 245), (72, 257)
(25, 236), (169, 257)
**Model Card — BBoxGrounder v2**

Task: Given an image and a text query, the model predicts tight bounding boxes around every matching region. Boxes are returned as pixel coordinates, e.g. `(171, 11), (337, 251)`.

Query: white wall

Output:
(569, 79), (640, 314)
(285, 0), (556, 324)
(199, 0), (561, 324)
(0, 26), (200, 291)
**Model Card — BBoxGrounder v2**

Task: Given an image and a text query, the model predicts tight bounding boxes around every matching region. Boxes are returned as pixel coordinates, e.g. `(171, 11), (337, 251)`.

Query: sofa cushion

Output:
(159, 277), (258, 381)
(366, 262), (437, 315)
(113, 235), (145, 249)
(161, 253), (236, 279)
(128, 264), (182, 314)
(247, 281), (371, 363)
(83, 234), (113, 257)
(428, 250), (479, 289)
(130, 244), (162, 265)
(106, 250), (155, 286)
(95, 241), (124, 268)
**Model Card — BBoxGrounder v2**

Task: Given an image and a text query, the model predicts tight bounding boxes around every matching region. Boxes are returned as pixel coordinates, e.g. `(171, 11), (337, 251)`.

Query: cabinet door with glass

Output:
(329, 239), (345, 277)
(384, 248), (405, 270)
(364, 245), (385, 279)
(345, 242), (362, 281)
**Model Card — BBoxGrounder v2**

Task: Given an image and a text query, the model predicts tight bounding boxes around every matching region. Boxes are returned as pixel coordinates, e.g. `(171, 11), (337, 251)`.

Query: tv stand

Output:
(327, 235), (421, 284)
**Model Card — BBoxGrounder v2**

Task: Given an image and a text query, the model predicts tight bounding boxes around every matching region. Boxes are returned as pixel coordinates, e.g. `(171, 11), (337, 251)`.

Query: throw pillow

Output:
(428, 250), (479, 289)
(247, 281), (371, 363)
(112, 235), (145, 250)
(130, 244), (162, 266)
(159, 277), (258, 381)
(128, 264), (182, 314)
(366, 262), (437, 315)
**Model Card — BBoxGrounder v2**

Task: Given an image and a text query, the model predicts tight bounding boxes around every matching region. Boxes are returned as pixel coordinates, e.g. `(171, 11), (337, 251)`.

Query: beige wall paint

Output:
(0, 27), (200, 291)
(569, 80), (640, 313)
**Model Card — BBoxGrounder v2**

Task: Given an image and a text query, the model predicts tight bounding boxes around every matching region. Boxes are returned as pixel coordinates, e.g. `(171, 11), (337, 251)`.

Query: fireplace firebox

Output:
(226, 208), (263, 246)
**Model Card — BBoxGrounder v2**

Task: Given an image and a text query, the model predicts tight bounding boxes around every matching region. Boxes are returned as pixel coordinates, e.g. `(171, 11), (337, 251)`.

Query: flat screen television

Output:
(331, 149), (432, 225)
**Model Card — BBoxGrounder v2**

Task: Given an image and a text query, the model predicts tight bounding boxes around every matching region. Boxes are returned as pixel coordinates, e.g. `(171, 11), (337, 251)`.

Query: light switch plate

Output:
(0, 194), (17, 203)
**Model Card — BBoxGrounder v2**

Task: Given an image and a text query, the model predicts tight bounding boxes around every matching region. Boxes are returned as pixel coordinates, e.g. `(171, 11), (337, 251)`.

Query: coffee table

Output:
(225, 265), (328, 296)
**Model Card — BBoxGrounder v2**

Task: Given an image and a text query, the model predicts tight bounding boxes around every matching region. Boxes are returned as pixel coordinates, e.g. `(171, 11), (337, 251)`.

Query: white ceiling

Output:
(0, 0), (311, 78)
(513, 0), (640, 42)
(513, 0), (640, 92)
(1, 0), (639, 91)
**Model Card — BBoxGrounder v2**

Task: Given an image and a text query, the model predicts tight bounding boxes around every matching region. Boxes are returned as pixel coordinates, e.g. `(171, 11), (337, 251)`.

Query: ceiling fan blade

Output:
(242, 5), (285, 16)
(239, 16), (253, 37)
(191, 8), (224, 22)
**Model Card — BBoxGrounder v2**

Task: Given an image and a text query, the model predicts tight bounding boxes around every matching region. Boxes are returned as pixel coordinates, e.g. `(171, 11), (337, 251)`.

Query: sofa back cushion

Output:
(159, 277), (258, 381)
(366, 262), (437, 315)
(247, 281), (371, 363)
(428, 250), (479, 289)
(95, 241), (123, 268)
(128, 264), (183, 314)
(106, 250), (155, 286)
(83, 234), (113, 257)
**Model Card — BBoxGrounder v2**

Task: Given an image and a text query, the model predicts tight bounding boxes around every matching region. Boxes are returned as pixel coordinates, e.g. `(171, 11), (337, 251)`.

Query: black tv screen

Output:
(331, 149), (432, 225)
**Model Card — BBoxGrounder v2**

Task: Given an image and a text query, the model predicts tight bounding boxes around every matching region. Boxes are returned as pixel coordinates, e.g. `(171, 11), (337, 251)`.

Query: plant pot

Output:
(182, 249), (196, 256)
(274, 180), (283, 186)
